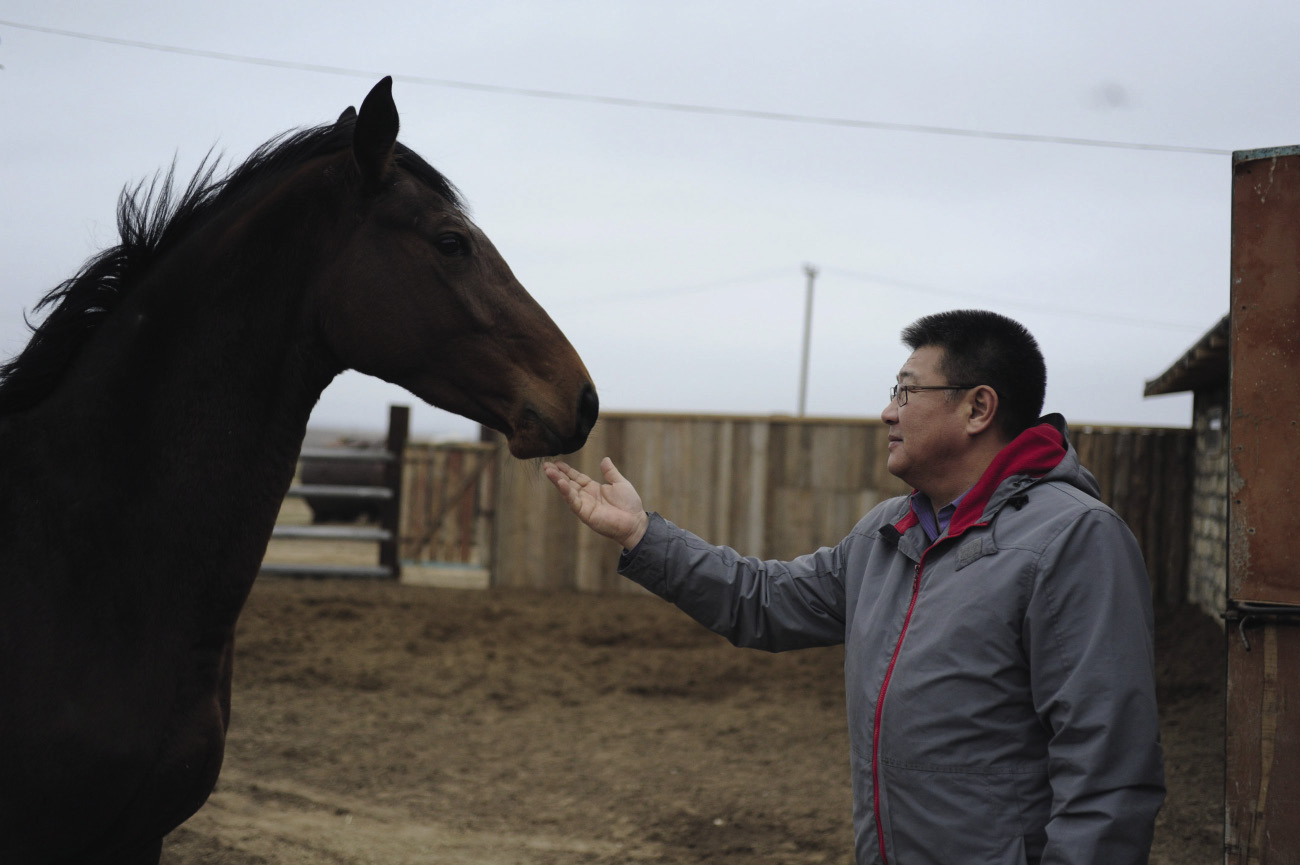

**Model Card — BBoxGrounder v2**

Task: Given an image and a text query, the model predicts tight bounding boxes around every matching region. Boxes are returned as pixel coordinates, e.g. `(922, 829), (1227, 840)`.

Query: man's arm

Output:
(1028, 509), (1166, 865)
(544, 458), (848, 651)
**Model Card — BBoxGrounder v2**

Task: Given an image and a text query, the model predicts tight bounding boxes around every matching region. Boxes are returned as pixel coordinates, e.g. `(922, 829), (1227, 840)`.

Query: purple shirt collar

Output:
(910, 489), (969, 543)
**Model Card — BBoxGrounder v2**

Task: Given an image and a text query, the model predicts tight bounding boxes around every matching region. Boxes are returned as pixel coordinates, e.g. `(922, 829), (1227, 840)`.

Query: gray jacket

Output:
(619, 416), (1165, 865)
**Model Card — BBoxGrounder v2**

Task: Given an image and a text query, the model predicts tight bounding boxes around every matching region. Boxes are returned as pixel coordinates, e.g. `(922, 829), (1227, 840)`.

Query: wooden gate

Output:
(1224, 145), (1300, 863)
(398, 438), (497, 589)
(261, 405), (408, 579)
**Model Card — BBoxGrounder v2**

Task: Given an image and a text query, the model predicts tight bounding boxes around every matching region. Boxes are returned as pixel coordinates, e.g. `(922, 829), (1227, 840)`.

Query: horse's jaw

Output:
(499, 383), (599, 458)
(388, 369), (598, 459)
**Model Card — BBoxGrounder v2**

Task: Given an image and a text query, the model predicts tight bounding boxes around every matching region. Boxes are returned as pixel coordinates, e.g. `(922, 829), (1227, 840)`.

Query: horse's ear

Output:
(336, 106), (357, 126)
(353, 77), (399, 187)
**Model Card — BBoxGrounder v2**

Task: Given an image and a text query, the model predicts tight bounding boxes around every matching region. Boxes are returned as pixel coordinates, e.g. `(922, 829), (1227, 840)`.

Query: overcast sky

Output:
(2, 3), (1293, 440)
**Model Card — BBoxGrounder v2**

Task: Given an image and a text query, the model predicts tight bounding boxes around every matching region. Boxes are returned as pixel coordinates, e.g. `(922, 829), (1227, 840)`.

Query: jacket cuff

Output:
(617, 512), (667, 593)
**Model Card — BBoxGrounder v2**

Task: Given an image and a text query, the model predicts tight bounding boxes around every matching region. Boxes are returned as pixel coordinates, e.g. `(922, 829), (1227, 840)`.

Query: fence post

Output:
(379, 405), (409, 575)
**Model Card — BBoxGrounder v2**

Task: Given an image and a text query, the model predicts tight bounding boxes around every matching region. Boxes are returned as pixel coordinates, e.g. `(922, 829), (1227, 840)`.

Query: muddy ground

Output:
(159, 575), (1225, 865)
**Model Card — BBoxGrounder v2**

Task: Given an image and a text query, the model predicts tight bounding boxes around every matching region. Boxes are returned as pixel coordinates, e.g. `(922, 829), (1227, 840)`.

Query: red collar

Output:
(892, 423), (1067, 538)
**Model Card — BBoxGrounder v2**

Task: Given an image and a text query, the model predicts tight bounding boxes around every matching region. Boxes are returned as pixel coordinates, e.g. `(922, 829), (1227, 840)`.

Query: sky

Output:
(1, 2), (1293, 441)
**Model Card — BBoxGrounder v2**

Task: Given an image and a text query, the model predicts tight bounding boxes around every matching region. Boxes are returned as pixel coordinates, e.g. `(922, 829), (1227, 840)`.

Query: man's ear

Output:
(966, 385), (999, 436)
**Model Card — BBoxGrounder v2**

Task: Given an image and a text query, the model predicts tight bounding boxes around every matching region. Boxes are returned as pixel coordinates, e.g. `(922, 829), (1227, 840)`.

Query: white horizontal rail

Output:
(297, 448), (394, 462)
(286, 484), (393, 500)
(271, 525), (391, 542)
(259, 562), (394, 580)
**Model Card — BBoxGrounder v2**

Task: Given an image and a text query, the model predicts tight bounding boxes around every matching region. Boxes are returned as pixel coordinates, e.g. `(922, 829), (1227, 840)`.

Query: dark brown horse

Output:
(0, 78), (597, 865)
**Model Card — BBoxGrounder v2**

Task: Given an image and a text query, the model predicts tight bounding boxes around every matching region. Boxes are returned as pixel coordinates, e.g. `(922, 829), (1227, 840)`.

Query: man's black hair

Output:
(901, 309), (1046, 439)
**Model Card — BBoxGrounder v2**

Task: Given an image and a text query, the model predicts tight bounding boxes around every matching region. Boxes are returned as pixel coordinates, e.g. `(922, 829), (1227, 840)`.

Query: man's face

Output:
(880, 345), (970, 492)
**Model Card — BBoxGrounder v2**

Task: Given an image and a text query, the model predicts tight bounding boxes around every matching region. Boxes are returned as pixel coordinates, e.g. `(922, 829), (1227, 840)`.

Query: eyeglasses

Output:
(890, 384), (977, 407)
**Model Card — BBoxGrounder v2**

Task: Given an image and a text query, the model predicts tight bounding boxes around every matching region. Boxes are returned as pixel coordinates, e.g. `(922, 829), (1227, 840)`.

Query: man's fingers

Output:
(545, 461), (602, 518)
(542, 462), (569, 492)
(553, 460), (598, 487)
(600, 457), (627, 486)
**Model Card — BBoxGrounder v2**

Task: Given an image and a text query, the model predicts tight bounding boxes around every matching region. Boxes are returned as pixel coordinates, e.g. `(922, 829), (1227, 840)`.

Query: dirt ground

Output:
(158, 573), (1225, 865)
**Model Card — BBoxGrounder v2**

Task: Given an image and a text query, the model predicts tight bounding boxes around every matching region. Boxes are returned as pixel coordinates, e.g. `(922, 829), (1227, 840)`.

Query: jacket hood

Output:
(893, 412), (1100, 539)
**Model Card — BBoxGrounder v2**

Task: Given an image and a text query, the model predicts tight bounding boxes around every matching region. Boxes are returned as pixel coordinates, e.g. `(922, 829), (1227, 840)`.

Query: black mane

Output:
(0, 115), (461, 416)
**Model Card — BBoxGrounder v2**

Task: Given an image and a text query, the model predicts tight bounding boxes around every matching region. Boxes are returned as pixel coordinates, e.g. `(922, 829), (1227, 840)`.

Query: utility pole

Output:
(797, 263), (818, 416)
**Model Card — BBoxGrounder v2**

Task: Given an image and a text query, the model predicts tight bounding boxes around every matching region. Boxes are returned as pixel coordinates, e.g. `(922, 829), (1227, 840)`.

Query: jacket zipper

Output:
(871, 559), (924, 865)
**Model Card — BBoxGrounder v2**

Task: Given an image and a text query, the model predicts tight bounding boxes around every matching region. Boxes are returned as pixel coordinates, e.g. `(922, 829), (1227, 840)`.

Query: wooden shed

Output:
(1144, 314), (1229, 622)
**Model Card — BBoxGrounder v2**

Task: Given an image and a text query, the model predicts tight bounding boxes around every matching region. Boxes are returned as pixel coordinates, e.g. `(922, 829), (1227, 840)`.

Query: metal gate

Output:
(1224, 146), (1300, 863)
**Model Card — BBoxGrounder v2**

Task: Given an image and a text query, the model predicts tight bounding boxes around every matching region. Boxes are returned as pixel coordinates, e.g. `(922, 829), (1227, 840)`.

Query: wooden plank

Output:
(747, 419), (769, 557)
(379, 405), (408, 572)
(1130, 431), (1153, 572)
(1163, 432), (1193, 605)
(297, 448), (393, 462)
(271, 525), (391, 542)
(496, 456), (540, 588)
(398, 447), (424, 560)
(487, 439), (517, 586)
(574, 420), (612, 593)
(495, 453), (525, 588)
(1226, 623), (1300, 861)
(473, 444), (497, 571)
(767, 486), (808, 561)
(725, 420), (751, 552)
(1083, 428), (1116, 506)
(259, 563), (393, 580)
(1071, 428), (1095, 481)
(662, 418), (691, 528)
(714, 419), (735, 547)
(689, 419), (719, 538)
(285, 485), (392, 500)
(1111, 431), (1134, 519)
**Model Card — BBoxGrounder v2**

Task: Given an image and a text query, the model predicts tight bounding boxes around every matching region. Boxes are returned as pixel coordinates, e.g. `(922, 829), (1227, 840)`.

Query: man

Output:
(544, 310), (1165, 865)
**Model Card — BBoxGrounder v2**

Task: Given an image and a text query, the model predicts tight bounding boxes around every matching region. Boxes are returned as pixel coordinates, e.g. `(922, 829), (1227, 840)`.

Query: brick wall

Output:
(1187, 385), (1228, 622)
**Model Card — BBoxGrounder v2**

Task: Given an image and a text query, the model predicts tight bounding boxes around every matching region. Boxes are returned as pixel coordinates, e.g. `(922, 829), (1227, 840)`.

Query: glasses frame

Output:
(890, 384), (978, 407)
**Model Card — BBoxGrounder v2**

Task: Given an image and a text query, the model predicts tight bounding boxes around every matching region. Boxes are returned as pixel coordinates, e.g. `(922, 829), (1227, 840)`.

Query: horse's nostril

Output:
(577, 384), (599, 434)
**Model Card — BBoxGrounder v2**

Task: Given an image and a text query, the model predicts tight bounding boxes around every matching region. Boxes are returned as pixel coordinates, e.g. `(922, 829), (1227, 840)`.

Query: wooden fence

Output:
(1071, 424), (1192, 605)
(485, 413), (1193, 602)
(272, 410), (1192, 600)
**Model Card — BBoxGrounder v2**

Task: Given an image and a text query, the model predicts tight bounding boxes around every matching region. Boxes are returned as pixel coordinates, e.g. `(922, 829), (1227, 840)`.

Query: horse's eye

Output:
(434, 233), (469, 257)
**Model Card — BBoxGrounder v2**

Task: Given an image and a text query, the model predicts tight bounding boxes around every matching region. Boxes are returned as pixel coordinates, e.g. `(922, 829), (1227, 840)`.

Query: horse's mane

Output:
(0, 115), (462, 416)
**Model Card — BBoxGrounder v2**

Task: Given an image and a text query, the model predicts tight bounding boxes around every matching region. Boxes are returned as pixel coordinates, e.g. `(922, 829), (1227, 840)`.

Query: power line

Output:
(818, 265), (1210, 332)
(550, 262), (1207, 333)
(551, 266), (795, 308)
(0, 18), (1232, 157)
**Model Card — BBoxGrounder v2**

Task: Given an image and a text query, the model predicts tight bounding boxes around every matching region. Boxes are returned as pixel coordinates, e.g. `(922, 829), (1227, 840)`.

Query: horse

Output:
(0, 77), (598, 865)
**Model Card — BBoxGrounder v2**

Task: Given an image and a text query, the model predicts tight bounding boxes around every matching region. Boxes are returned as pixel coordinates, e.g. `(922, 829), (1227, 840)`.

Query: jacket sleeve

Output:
(1026, 507), (1166, 865)
(618, 512), (848, 651)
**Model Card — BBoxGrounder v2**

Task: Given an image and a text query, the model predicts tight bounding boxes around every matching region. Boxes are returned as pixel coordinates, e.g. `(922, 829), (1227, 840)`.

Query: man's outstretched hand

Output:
(543, 457), (649, 550)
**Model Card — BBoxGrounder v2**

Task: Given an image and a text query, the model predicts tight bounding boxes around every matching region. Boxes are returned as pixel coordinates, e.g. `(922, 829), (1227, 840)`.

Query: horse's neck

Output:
(24, 225), (340, 608)
(85, 259), (323, 438)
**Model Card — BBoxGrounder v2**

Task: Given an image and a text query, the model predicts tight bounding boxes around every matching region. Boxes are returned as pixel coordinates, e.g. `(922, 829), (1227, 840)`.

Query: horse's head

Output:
(316, 78), (597, 458)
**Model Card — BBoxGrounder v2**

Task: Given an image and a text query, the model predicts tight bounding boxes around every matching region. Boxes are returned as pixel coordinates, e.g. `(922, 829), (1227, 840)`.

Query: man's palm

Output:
(543, 458), (648, 549)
